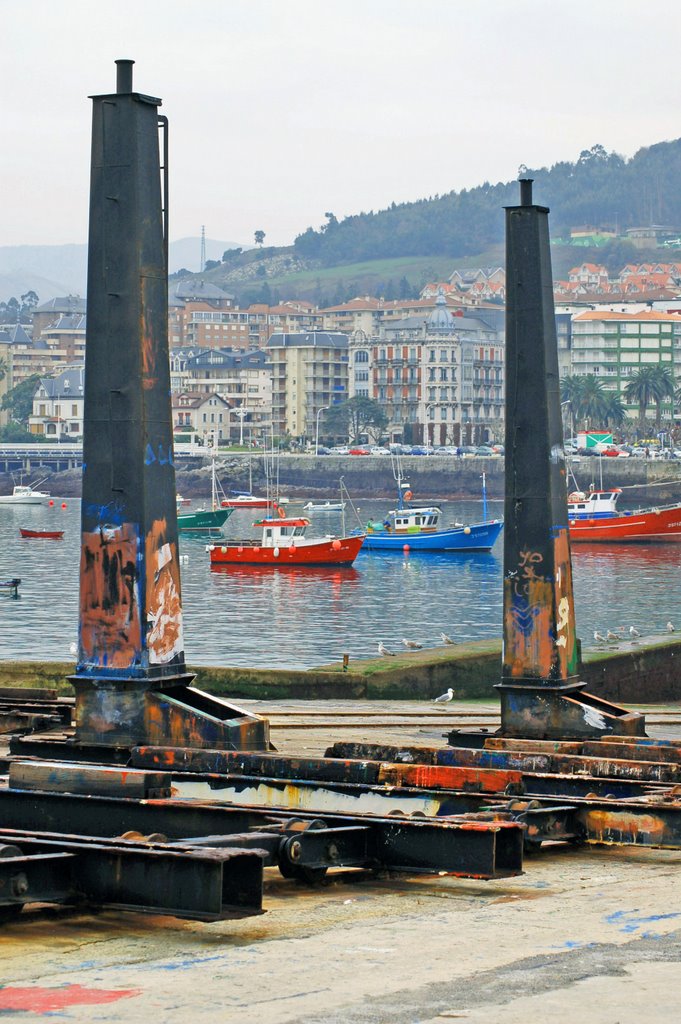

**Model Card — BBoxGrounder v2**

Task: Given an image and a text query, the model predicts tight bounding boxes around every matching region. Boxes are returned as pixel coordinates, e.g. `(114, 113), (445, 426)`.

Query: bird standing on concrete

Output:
(441, 632), (456, 645)
(432, 688), (454, 704)
(667, 621), (676, 633)
(402, 638), (423, 650)
(606, 629), (620, 641)
(629, 626), (640, 639)
(378, 642), (396, 657)
(594, 631), (607, 643)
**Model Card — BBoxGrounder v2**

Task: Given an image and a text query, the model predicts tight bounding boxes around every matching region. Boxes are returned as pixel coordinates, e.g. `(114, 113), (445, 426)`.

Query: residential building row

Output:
(10, 274), (681, 442)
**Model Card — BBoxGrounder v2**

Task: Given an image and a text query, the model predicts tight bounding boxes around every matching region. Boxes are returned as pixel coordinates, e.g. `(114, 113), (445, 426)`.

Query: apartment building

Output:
(268, 331), (349, 440)
(180, 348), (272, 441)
(374, 295), (503, 445)
(571, 309), (681, 419)
(28, 365), (85, 438)
(32, 296), (85, 340)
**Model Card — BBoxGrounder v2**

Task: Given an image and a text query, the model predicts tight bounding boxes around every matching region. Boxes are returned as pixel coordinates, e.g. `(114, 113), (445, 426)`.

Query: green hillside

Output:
(185, 140), (681, 306)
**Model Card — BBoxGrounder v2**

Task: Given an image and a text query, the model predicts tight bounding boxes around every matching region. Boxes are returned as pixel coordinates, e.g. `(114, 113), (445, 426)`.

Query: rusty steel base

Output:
(496, 682), (646, 740)
(70, 677), (270, 751)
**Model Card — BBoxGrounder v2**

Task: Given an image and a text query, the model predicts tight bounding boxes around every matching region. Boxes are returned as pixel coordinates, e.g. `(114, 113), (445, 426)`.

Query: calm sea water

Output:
(2, 496), (681, 669)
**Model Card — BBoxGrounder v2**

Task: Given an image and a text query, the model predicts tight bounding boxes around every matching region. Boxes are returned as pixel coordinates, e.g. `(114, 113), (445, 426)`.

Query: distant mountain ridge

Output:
(0, 237), (245, 303)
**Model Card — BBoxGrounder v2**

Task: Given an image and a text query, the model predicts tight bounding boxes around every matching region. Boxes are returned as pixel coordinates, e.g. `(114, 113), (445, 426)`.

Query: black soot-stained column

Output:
(71, 60), (268, 751)
(497, 179), (644, 739)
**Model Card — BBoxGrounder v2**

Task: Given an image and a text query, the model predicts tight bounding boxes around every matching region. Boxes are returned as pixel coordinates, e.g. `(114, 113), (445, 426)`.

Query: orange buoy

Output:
(277, 505), (286, 519)
(403, 490), (413, 501)
(403, 544), (410, 552)
(332, 539), (341, 550)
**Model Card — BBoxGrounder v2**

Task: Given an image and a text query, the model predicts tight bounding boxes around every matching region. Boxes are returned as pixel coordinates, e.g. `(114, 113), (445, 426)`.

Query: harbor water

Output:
(2, 497), (681, 669)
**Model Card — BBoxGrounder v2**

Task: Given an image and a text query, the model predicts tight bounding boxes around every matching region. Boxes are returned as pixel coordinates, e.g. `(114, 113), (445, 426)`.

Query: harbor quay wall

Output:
(2, 636), (680, 703)
(5, 454), (681, 501)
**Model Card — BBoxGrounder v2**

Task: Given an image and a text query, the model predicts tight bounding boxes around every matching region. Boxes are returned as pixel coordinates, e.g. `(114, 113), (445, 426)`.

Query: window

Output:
(354, 350), (369, 363)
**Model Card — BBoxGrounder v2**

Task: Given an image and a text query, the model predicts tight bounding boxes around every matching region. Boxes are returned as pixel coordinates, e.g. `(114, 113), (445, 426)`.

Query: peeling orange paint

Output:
(79, 524), (142, 668)
(145, 519), (184, 665)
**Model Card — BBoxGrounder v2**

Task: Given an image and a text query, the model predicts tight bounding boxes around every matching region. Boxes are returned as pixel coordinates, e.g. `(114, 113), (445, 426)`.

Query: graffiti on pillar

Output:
(79, 524), (142, 669)
(145, 518), (184, 665)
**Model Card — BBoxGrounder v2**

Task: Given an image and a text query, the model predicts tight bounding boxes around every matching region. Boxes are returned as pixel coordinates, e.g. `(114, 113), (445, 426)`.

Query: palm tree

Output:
(601, 392), (627, 429)
(560, 374), (587, 435)
(574, 375), (610, 430)
(651, 365), (675, 429)
(624, 367), (664, 430)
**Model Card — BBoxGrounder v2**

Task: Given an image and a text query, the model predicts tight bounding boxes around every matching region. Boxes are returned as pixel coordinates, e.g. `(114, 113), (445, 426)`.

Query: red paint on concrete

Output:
(0, 983), (141, 1012)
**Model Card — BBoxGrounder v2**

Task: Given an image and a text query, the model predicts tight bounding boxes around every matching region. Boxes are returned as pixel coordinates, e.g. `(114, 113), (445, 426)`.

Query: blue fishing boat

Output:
(361, 466), (503, 552)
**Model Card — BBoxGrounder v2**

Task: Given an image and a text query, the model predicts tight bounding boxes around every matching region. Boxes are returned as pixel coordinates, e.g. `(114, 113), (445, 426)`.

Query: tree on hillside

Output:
(254, 230), (266, 247)
(322, 397), (388, 444)
(1, 373), (41, 425)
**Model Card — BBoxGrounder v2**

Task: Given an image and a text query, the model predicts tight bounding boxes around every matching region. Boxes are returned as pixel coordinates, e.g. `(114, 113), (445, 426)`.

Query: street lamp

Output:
(315, 406), (329, 456)
(236, 407), (248, 446)
(425, 404), (434, 446)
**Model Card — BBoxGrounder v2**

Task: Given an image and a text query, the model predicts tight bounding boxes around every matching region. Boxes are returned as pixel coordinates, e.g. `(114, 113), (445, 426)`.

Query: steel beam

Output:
(0, 787), (523, 879)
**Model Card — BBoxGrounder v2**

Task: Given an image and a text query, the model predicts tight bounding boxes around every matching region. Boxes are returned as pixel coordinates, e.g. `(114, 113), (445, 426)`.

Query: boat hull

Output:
(178, 508), (233, 532)
(20, 529), (64, 539)
(362, 520), (503, 552)
(0, 495), (50, 505)
(569, 504), (681, 543)
(209, 534), (364, 567)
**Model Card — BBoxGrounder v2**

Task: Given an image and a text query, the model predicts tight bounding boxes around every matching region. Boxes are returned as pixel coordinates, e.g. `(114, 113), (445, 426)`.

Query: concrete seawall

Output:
(3, 635), (680, 703)
(7, 454), (681, 501)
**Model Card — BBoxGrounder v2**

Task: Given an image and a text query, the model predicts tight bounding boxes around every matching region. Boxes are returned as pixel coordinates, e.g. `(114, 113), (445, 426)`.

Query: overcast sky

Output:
(3, 0), (681, 249)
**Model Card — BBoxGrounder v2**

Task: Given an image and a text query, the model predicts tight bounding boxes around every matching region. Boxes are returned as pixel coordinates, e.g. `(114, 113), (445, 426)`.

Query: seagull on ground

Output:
(441, 632), (457, 645)
(433, 688), (454, 704)
(378, 642), (396, 657)
(629, 626), (641, 639)
(606, 629), (620, 642)
(667, 621), (676, 633)
(402, 638), (423, 650)
(594, 631), (607, 643)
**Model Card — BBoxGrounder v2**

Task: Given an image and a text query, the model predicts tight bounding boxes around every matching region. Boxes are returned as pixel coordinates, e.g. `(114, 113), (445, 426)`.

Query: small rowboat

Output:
(19, 528), (64, 540)
(0, 578), (21, 597)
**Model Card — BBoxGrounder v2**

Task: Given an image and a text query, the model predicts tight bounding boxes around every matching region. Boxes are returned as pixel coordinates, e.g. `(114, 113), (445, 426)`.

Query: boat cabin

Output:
(382, 505), (442, 534)
(254, 517), (310, 547)
(567, 489), (621, 519)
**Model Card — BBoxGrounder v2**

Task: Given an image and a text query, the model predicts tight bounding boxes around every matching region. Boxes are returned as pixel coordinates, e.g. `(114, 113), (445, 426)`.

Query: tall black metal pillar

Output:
(70, 61), (268, 751)
(497, 179), (644, 739)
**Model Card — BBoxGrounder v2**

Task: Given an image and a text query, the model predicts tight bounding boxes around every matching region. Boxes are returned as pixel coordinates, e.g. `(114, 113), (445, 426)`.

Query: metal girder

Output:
(130, 745), (524, 794)
(0, 830), (264, 921)
(0, 786), (523, 879)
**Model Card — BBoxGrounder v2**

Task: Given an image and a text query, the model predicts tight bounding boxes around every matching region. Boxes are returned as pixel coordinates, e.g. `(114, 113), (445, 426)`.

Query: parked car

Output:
(410, 446), (434, 455)
(368, 446), (390, 456)
(329, 446), (350, 455)
(434, 446), (460, 456)
(349, 446), (370, 455)
(474, 446), (496, 457)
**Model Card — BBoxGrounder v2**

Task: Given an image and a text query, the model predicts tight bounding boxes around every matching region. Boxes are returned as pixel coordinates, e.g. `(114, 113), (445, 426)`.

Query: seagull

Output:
(378, 642), (396, 657)
(433, 688), (454, 704)
(667, 621), (676, 633)
(606, 629), (620, 642)
(69, 641), (78, 657)
(441, 632), (457, 645)
(629, 626), (641, 638)
(594, 631), (607, 643)
(402, 638), (423, 650)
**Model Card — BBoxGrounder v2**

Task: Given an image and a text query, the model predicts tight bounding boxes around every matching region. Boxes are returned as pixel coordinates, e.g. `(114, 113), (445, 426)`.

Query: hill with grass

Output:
(181, 139), (681, 306)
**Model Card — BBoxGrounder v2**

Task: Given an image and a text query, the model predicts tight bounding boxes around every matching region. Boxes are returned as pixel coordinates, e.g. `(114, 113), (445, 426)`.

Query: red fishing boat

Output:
(19, 527), (65, 540)
(207, 514), (365, 567)
(568, 489), (681, 543)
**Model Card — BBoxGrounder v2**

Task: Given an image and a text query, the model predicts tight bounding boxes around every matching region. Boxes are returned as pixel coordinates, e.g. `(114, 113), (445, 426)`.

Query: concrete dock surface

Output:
(1, 699), (680, 1023)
